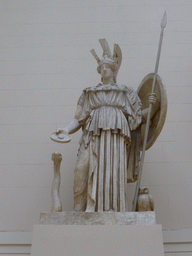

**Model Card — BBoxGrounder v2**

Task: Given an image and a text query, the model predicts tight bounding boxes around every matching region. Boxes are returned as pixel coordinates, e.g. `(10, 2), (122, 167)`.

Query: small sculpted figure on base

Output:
(136, 187), (154, 212)
(52, 38), (167, 213)
(51, 152), (62, 212)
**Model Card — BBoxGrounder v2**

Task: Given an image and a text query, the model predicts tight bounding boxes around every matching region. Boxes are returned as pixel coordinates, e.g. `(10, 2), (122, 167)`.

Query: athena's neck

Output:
(102, 77), (114, 85)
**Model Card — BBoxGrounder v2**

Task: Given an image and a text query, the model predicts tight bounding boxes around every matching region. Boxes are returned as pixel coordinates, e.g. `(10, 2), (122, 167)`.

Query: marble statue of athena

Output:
(56, 39), (159, 213)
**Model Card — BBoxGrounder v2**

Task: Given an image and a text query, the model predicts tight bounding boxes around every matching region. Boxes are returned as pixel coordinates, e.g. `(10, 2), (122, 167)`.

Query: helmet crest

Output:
(90, 39), (122, 82)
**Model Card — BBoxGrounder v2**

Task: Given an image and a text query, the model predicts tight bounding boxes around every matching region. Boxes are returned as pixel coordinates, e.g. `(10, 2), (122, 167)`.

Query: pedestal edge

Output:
(39, 211), (156, 225)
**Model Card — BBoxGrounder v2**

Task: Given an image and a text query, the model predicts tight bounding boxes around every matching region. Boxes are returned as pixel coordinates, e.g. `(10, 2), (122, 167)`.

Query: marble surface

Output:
(53, 39), (162, 213)
(51, 152), (62, 212)
(136, 187), (154, 211)
(39, 211), (156, 225)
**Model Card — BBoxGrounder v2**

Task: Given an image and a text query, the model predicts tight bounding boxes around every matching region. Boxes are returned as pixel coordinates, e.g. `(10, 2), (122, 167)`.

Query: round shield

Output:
(137, 73), (167, 150)
(50, 132), (72, 143)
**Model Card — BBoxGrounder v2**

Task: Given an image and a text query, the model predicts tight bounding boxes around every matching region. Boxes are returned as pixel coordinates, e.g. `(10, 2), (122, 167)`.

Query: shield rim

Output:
(137, 73), (167, 150)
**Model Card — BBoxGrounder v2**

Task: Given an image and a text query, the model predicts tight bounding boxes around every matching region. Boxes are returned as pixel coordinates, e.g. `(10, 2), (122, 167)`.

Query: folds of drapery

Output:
(74, 129), (140, 212)
(78, 84), (142, 132)
(74, 84), (142, 212)
(81, 131), (127, 212)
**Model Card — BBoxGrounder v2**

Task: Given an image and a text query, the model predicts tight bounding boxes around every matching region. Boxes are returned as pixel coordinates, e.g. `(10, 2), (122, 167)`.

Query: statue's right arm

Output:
(57, 104), (83, 135)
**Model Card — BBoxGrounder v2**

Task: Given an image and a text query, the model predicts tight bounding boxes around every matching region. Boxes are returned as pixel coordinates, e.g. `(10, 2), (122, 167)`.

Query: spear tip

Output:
(161, 11), (167, 28)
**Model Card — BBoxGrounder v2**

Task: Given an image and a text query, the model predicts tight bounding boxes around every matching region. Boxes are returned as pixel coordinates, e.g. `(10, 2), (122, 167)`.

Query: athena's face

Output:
(100, 63), (113, 80)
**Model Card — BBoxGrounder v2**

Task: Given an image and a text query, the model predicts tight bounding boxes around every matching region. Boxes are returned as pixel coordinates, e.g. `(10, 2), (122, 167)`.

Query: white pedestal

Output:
(31, 213), (164, 256)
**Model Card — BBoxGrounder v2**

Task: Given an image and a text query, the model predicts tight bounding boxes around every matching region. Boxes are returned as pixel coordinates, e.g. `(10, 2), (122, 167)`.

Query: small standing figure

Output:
(136, 187), (154, 212)
(51, 152), (62, 212)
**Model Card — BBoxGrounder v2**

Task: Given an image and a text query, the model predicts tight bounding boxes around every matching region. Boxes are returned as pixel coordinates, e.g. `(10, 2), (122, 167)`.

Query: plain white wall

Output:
(0, 0), (192, 231)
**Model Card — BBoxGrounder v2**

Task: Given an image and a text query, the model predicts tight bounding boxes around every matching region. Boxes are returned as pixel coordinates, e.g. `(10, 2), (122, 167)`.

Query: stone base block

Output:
(31, 212), (164, 256)
(31, 224), (164, 256)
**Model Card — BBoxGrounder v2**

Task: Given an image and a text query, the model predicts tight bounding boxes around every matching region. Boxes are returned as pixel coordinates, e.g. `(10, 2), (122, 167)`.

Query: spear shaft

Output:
(132, 12), (167, 211)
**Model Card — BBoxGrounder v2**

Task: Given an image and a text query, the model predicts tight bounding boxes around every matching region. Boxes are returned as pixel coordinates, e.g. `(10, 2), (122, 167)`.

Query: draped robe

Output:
(74, 83), (142, 212)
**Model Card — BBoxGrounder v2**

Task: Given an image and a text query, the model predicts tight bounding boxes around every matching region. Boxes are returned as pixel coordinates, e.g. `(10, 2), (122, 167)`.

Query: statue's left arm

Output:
(141, 93), (159, 123)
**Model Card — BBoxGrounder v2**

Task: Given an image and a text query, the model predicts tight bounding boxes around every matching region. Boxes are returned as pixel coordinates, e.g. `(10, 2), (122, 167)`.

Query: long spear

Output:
(132, 11), (167, 211)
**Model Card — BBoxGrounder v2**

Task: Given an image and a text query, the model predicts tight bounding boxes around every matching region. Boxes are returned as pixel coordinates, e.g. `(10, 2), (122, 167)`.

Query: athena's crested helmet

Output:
(90, 39), (122, 82)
